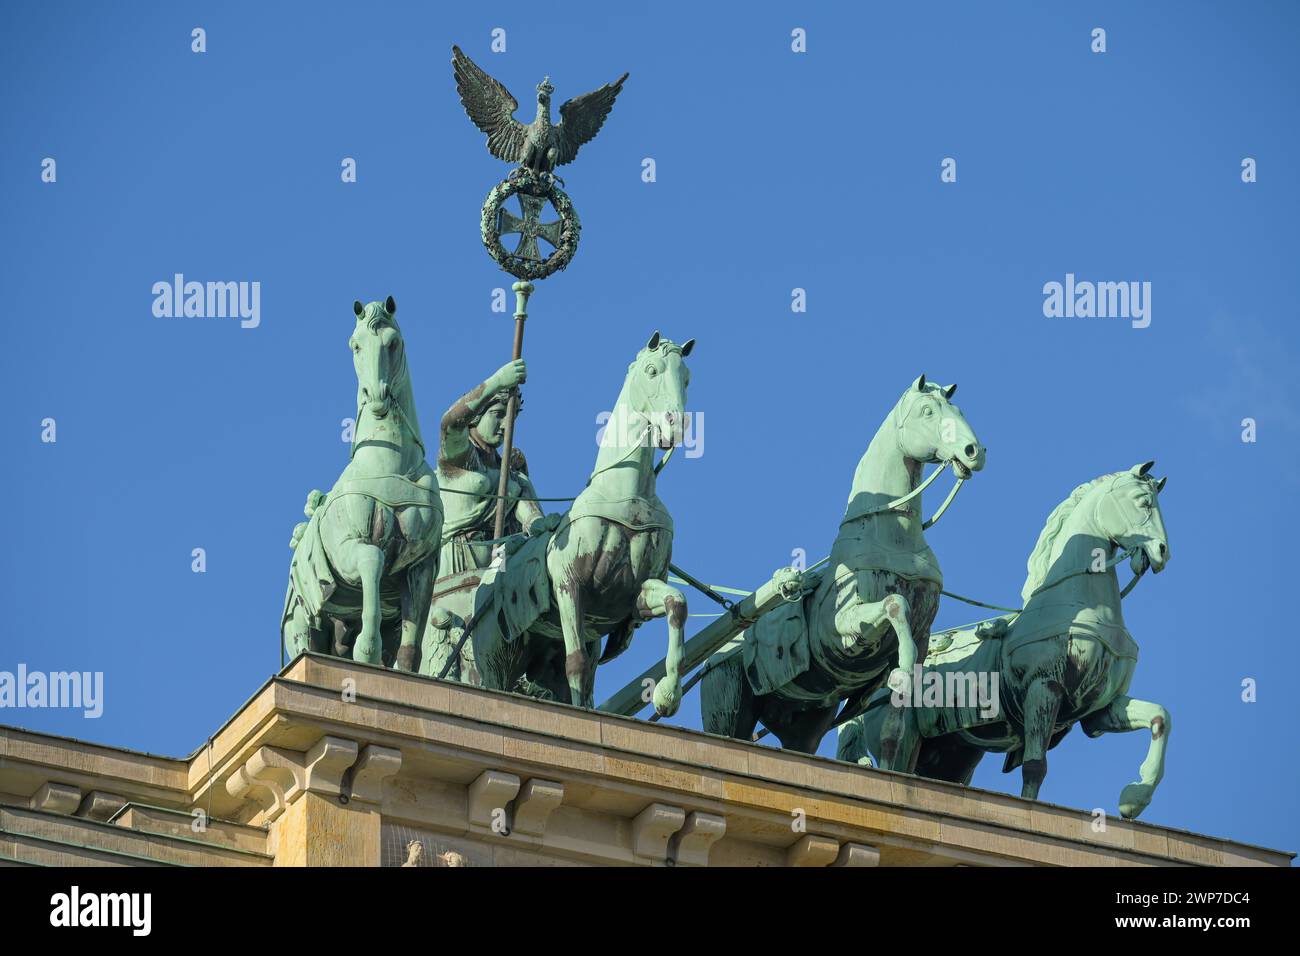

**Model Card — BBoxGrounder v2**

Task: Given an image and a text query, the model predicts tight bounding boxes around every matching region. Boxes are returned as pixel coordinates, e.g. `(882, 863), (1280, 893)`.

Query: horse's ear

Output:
(353, 300), (364, 317)
(942, 383), (957, 399)
(1155, 476), (1167, 493)
(1132, 460), (1155, 477)
(913, 373), (927, 392)
(386, 295), (397, 315)
(680, 338), (695, 357)
(646, 330), (661, 351)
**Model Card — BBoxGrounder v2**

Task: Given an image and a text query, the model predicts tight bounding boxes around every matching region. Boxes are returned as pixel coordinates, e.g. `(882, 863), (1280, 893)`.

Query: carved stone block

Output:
(831, 842), (881, 867)
(786, 834), (840, 867)
(467, 770), (521, 831)
(669, 811), (726, 867)
(631, 802), (686, 863)
(512, 778), (564, 837)
(29, 781), (81, 815)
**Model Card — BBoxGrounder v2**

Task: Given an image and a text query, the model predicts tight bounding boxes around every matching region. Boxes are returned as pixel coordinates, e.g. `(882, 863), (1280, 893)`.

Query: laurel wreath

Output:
(480, 170), (582, 281)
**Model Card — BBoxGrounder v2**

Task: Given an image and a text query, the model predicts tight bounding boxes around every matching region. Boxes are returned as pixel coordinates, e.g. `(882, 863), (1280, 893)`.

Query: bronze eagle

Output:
(452, 45), (628, 175)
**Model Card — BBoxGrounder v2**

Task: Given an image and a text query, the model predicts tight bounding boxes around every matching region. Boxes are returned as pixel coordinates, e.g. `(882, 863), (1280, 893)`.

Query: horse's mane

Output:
(360, 301), (396, 333)
(1021, 472), (1123, 601)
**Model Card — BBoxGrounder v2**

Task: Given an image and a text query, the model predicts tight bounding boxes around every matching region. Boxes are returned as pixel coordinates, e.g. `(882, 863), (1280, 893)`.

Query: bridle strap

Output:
(350, 396), (426, 461)
(922, 476), (965, 531)
(839, 460), (962, 528)
(587, 423), (653, 484)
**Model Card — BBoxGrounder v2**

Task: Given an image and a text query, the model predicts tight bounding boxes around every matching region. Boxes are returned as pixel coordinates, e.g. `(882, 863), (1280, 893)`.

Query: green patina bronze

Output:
(481, 171), (581, 281)
(282, 298), (443, 670)
(417, 357), (559, 687)
(699, 376), (985, 754)
(423, 332), (694, 715)
(454, 44), (624, 282)
(839, 463), (1171, 818)
(266, 48), (1184, 824)
(452, 47), (629, 543)
(452, 45), (627, 179)
(433, 358), (548, 577)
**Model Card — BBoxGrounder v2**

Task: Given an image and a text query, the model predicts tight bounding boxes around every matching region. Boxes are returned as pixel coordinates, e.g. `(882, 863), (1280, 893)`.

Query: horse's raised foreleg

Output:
(836, 591), (917, 693)
(1080, 695), (1171, 819)
(1019, 678), (1064, 800)
(333, 542), (386, 664)
(832, 590), (921, 771)
(395, 555), (436, 673)
(553, 582), (589, 707)
(637, 578), (687, 718)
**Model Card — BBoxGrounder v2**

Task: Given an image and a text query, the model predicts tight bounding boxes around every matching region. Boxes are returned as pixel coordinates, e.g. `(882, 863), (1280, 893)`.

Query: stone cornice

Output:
(1, 653), (1293, 867)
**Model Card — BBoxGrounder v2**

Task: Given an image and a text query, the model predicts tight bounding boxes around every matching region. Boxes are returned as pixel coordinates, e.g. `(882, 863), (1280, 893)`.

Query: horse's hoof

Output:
(1119, 782), (1153, 819)
(653, 679), (681, 718)
(394, 646), (417, 672)
(353, 636), (381, 664)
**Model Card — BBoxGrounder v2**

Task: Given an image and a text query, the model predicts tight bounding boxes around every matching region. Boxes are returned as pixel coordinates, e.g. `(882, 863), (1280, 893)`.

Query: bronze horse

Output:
(701, 376), (985, 757)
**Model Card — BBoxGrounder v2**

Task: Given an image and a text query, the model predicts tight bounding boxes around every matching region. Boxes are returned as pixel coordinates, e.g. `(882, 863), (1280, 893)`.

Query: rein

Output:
(839, 461), (968, 531)
(433, 423), (673, 508)
(935, 546), (1147, 631)
(586, 423), (656, 484)
(662, 461), (970, 611)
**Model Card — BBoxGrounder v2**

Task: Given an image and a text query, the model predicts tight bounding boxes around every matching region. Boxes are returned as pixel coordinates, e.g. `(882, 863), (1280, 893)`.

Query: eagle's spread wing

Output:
(556, 72), (629, 166)
(452, 45), (527, 163)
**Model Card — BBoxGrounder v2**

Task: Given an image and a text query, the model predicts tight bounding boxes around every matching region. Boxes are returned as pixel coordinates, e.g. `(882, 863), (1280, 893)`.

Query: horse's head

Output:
(624, 330), (695, 450)
(351, 296), (405, 421)
(1098, 462), (1170, 575)
(894, 374), (986, 479)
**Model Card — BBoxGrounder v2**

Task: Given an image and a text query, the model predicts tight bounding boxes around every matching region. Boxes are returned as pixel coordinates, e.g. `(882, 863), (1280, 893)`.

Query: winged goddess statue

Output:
(452, 45), (628, 180)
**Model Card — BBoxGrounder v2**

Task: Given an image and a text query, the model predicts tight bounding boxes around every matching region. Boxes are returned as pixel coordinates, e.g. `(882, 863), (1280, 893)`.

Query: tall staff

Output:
(451, 44), (629, 543)
(492, 280), (532, 539)
(477, 170), (579, 544)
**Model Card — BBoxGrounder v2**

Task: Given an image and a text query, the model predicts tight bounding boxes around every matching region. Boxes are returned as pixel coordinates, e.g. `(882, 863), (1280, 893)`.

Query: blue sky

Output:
(2, 1), (1297, 855)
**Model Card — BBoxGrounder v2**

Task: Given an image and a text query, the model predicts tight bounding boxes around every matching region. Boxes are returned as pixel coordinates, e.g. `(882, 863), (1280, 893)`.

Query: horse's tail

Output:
(289, 490), (326, 549)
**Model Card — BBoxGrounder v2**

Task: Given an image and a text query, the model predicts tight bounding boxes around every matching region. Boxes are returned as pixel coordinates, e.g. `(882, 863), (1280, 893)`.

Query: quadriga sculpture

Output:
(282, 297), (443, 669)
(840, 463), (1171, 819)
(701, 376), (985, 755)
(426, 331), (694, 716)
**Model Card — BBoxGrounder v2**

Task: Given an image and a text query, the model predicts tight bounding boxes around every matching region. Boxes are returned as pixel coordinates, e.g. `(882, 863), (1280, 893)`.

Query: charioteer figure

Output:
(421, 358), (560, 685)
(436, 358), (558, 576)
